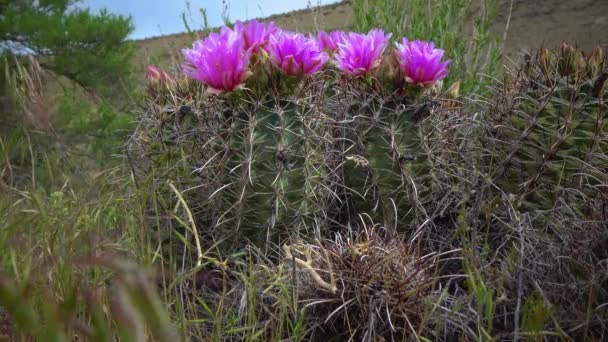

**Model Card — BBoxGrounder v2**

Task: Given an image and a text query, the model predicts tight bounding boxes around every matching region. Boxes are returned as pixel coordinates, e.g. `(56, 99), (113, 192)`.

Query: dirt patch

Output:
(497, 0), (608, 57)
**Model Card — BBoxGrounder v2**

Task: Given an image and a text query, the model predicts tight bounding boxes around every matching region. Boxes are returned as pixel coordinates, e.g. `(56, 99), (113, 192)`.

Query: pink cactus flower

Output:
(317, 30), (346, 52)
(334, 29), (392, 76)
(234, 19), (278, 53)
(394, 38), (450, 86)
(160, 71), (174, 83)
(181, 26), (251, 94)
(146, 64), (161, 81)
(266, 31), (329, 76)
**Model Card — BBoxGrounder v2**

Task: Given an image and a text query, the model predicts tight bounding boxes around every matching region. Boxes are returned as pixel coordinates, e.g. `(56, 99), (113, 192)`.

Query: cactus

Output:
(127, 24), (457, 247)
(129, 71), (456, 247)
(486, 45), (607, 213)
(334, 84), (433, 227)
(190, 83), (339, 244)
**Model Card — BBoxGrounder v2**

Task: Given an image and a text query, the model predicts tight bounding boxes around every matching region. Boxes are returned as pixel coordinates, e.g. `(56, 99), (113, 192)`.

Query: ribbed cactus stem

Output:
(132, 72), (457, 246)
(488, 46), (607, 212)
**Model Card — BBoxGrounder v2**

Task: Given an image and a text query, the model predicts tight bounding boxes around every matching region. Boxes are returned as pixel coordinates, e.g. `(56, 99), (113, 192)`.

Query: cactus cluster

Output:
(129, 22), (454, 246)
(129, 21), (608, 338)
(459, 45), (608, 337)
(486, 44), (607, 213)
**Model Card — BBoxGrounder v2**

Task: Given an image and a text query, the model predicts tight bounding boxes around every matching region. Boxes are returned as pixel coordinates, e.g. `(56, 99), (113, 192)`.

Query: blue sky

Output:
(81, 0), (340, 40)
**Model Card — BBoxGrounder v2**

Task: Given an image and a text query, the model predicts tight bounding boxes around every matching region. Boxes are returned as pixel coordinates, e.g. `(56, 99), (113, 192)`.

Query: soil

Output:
(496, 0), (608, 57)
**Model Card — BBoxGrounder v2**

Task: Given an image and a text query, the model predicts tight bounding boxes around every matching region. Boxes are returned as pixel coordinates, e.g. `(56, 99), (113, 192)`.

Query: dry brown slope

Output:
(134, 0), (608, 71)
(496, 0), (608, 58)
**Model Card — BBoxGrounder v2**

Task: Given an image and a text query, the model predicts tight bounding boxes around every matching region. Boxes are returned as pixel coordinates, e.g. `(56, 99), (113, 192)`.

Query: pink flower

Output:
(234, 19), (278, 53)
(395, 38), (450, 85)
(181, 26), (251, 93)
(146, 64), (161, 81)
(334, 29), (392, 76)
(266, 31), (329, 76)
(147, 65), (174, 85)
(160, 71), (173, 83)
(317, 30), (346, 51)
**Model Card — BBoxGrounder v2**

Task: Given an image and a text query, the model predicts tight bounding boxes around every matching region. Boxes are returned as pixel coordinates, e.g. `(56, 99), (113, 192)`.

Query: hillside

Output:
(134, 0), (608, 73)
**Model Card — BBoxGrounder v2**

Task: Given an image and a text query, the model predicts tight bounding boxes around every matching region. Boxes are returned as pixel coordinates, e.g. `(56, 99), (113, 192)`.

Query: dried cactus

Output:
(278, 225), (450, 340)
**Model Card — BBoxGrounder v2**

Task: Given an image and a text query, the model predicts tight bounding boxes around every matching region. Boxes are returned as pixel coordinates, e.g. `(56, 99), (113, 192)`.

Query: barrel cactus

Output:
(128, 22), (455, 247)
(486, 44), (607, 213)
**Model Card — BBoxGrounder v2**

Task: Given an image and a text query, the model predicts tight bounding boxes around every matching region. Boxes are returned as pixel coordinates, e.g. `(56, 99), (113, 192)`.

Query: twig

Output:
(514, 242), (524, 341)
(510, 202), (525, 342)
(283, 244), (337, 294)
(168, 181), (203, 267)
(502, 0), (515, 50)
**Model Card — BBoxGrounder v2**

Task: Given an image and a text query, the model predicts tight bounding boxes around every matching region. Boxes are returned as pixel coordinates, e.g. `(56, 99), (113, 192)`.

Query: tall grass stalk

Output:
(352, 0), (501, 95)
